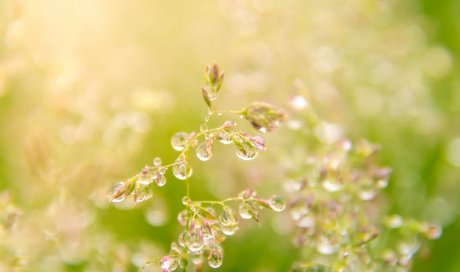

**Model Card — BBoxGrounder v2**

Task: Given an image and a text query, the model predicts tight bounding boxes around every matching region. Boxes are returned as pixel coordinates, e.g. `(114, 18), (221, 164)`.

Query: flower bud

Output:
(205, 63), (224, 89)
(241, 102), (286, 133)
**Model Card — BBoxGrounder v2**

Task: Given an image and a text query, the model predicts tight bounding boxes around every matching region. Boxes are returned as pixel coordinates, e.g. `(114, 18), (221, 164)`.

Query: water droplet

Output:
(238, 189), (256, 200)
(177, 210), (188, 226)
(215, 131), (232, 144)
(134, 183), (153, 203)
(181, 196), (190, 205)
(154, 173), (167, 187)
(234, 143), (258, 160)
(219, 206), (237, 226)
(220, 223), (239, 236)
(138, 167), (152, 185)
(153, 157), (162, 167)
(138, 177), (152, 185)
(322, 179), (342, 192)
(220, 207), (239, 236)
(202, 221), (214, 240)
(171, 132), (188, 151)
(187, 223), (204, 252)
(196, 139), (213, 161)
(110, 181), (127, 203)
(172, 157), (193, 180)
(233, 133), (260, 160)
(160, 256), (178, 272)
(208, 248), (223, 268)
(204, 207), (217, 218)
(268, 195), (286, 212)
(238, 204), (253, 219)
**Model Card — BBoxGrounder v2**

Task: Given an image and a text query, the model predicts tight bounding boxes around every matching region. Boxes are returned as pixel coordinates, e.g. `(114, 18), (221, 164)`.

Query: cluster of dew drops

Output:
(109, 64), (287, 271)
(155, 190), (286, 271)
(109, 120), (268, 205)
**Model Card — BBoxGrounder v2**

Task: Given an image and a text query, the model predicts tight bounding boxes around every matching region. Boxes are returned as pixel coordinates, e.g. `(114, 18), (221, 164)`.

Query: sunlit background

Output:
(0, 0), (459, 271)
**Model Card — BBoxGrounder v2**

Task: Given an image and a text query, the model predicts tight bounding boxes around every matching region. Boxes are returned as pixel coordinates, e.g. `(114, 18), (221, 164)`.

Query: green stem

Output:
(196, 197), (242, 206)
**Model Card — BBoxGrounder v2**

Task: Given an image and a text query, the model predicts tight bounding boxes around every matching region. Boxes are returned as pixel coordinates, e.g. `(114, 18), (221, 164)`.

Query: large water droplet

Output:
(196, 139), (213, 161)
(208, 248), (223, 268)
(268, 195), (286, 212)
(171, 132), (188, 151)
(172, 157), (193, 180)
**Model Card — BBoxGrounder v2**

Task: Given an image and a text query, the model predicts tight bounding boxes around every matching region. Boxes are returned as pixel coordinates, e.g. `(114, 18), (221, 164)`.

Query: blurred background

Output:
(0, 0), (459, 271)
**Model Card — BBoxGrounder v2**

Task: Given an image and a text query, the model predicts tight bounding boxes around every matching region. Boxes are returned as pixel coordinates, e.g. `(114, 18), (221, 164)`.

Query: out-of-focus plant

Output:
(109, 64), (286, 271)
(282, 93), (442, 271)
(0, 192), (23, 271)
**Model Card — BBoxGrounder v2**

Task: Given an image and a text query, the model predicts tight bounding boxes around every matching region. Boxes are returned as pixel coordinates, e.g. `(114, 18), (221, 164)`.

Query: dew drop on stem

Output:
(171, 132), (188, 151)
(172, 156), (193, 180)
(154, 173), (167, 187)
(268, 195), (286, 212)
(238, 204), (253, 219)
(208, 248), (223, 268)
(196, 138), (213, 161)
(233, 136), (258, 160)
